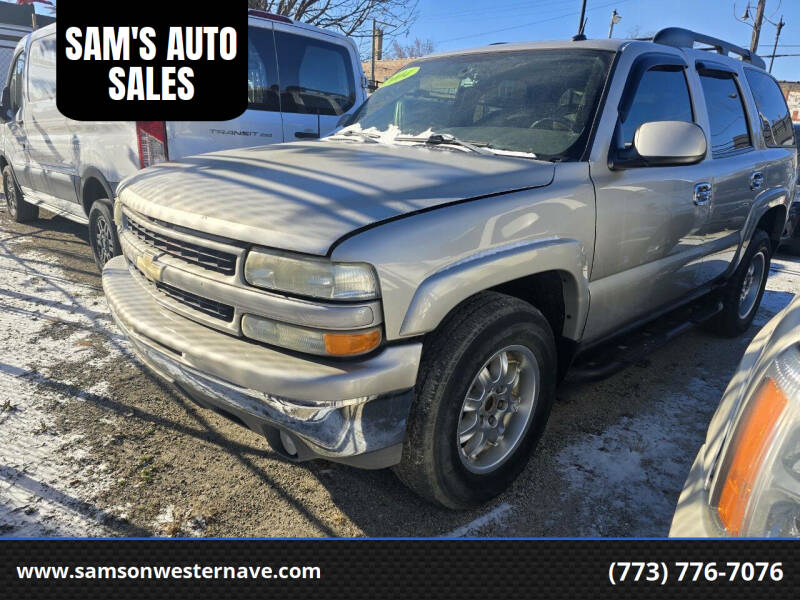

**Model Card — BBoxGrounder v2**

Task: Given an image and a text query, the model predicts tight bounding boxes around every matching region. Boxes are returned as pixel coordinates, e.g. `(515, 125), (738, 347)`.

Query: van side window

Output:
(699, 73), (752, 158)
(247, 25), (280, 112)
(8, 51), (26, 113)
(274, 31), (355, 116)
(744, 69), (795, 147)
(28, 37), (57, 103)
(619, 68), (694, 147)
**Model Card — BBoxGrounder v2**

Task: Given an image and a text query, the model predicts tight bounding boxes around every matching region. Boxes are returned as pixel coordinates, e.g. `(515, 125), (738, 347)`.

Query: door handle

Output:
(750, 171), (764, 190)
(295, 131), (319, 139)
(694, 182), (712, 206)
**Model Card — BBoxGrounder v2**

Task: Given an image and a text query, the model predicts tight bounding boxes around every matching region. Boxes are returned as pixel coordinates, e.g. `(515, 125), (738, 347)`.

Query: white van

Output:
(0, 10), (366, 268)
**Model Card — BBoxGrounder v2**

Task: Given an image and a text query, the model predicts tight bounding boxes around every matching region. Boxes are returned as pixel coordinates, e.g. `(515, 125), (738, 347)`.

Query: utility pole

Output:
(608, 9), (621, 38)
(371, 19), (376, 92)
(750, 0), (766, 54)
(768, 15), (785, 73)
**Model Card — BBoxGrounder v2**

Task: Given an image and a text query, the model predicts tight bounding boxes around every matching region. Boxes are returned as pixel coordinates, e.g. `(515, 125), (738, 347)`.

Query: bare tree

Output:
(247, 0), (418, 41)
(387, 38), (434, 59)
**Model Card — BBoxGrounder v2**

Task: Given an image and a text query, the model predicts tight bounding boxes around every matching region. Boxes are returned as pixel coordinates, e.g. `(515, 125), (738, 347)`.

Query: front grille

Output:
(154, 280), (235, 322)
(127, 215), (237, 276)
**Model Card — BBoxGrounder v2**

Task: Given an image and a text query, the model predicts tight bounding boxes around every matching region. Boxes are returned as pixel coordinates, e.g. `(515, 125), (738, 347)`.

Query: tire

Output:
(88, 198), (121, 271)
(707, 228), (772, 337)
(3, 165), (38, 223)
(394, 291), (557, 509)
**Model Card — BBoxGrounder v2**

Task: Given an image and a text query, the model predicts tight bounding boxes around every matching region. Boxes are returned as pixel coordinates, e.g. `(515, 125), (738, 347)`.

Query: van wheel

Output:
(3, 165), (38, 222)
(394, 292), (557, 509)
(88, 198), (121, 270)
(707, 228), (772, 337)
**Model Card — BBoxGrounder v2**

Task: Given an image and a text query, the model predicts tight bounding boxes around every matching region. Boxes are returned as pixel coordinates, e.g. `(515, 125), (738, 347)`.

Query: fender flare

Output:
(78, 167), (116, 215)
(736, 186), (791, 267)
(399, 238), (590, 340)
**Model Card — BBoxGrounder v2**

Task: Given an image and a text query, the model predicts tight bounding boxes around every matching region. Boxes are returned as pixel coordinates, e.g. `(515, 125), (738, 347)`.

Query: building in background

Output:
(0, 2), (54, 82)
(780, 82), (800, 123)
(362, 58), (412, 88)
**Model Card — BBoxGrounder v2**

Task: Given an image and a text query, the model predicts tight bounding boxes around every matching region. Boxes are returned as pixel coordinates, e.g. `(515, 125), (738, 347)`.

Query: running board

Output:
(567, 299), (723, 383)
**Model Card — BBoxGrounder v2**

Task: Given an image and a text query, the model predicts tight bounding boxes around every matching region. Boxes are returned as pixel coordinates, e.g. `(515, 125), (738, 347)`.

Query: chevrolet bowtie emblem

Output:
(136, 254), (164, 283)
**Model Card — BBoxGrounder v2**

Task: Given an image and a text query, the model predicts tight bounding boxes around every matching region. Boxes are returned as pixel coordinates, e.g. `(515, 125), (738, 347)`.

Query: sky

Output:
(391, 0), (800, 81)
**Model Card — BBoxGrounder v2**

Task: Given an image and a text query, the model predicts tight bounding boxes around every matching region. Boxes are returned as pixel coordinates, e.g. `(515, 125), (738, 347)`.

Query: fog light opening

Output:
(280, 430), (298, 457)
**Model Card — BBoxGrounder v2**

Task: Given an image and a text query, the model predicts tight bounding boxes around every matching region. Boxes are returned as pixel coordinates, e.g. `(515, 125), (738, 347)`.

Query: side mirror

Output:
(633, 121), (707, 166)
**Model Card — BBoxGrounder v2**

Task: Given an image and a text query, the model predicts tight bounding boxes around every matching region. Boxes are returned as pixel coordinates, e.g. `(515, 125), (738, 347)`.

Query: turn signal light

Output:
(324, 330), (382, 357)
(716, 378), (788, 534)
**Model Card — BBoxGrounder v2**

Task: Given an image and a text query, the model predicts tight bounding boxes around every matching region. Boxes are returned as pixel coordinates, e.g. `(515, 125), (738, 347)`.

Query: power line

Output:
(433, 0), (632, 46)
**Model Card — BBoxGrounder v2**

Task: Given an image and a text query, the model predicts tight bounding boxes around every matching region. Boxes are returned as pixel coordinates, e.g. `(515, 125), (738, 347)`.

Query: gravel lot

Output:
(1, 206), (798, 538)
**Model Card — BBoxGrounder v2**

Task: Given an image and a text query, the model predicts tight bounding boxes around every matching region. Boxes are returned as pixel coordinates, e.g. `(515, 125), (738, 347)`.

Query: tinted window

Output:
(247, 25), (280, 112)
(619, 68), (694, 147)
(8, 51), (25, 113)
(349, 50), (613, 160)
(744, 69), (794, 147)
(275, 31), (355, 116)
(699, 73), (752, 157)
(28, 36), (56, 103)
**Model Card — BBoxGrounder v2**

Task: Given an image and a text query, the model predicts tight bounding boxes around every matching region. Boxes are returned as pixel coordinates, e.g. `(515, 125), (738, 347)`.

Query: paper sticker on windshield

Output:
(382, 67), (420, 87)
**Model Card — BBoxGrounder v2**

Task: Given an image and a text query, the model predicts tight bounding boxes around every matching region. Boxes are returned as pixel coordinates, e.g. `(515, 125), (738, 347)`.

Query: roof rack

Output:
(652, 27), (766, 70)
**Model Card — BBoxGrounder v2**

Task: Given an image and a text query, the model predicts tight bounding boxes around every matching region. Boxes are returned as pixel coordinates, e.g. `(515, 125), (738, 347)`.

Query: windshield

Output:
(343, 49), (614, 160)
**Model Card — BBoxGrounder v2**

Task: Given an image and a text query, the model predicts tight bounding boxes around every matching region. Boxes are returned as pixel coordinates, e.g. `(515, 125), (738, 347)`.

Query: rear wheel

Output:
(3, 165), (38, 222)
(88, 198), (121, 270)
(394, 292), (557, 508)
(707, 228), (772, 337)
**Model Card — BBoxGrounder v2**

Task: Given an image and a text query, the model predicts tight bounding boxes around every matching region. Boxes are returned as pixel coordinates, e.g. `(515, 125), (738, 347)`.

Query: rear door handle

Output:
(295, 131), (319, 139)
(694, 182), (712, 205)
(750, 171), (764, 190)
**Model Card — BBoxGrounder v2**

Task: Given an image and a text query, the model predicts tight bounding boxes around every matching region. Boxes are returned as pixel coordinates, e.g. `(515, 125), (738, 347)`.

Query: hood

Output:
(117, 141), (554, 256)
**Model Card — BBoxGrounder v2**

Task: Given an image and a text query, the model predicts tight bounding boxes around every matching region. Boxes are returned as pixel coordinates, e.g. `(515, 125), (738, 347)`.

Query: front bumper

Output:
(103, 255), (422, 469)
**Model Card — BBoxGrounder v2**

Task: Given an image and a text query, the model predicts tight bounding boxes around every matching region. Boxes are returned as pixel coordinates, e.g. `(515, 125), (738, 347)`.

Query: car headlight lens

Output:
(241, 314), (382, 357)
(712, 344), (800, 536)
(244, 248), (379, 301)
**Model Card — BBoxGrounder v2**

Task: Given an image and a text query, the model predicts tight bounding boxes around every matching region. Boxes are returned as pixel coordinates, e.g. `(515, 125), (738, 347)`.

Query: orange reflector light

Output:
(717, 378), (788, 534)
(323, 329), (381, 356)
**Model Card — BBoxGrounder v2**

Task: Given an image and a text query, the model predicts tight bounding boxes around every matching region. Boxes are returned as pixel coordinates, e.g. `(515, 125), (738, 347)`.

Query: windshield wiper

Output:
(329, 130), (380, 143)
(394, 133), (493, 155)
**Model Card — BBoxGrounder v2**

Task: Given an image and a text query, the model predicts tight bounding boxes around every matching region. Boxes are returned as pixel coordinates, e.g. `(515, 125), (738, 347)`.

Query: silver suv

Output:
(103, 28), (796, 508)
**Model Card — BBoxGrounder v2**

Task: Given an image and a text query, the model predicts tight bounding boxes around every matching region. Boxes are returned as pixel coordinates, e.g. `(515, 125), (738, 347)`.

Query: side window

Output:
(8, 51), (26, 114)
(28, 36), (56, 103)
(274, 31), (355, 116)
(699, 73), (752, 158)
(619, 67), (694, 147)
(247, 25), (280, 112)
(744, 69), (794, 147)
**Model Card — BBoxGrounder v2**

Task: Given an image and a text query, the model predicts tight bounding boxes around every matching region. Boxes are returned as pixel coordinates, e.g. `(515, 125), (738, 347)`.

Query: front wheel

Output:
(88, 198), (121, 271)
(394, 292), (557, 509)
(3, 165), (38, 222)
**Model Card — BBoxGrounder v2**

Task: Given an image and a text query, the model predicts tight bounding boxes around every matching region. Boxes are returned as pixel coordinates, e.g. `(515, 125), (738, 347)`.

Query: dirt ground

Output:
(0, 206), (798, 538)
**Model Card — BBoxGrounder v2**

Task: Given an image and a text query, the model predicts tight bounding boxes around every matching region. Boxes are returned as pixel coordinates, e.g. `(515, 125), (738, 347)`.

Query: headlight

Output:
(244, 248), (379, 301)
(712, 345), (800, 536)
(242, 314), (382, 357)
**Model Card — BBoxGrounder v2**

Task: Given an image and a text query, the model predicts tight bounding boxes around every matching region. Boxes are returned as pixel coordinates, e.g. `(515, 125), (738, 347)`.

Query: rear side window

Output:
(744, 69), (795, 147)
(619, 68), (694, 147)
(275, 31), (355, 116)
(247, 25), (280, 112)
(699, 73), (752, 158)
(28, 36), (56, 103)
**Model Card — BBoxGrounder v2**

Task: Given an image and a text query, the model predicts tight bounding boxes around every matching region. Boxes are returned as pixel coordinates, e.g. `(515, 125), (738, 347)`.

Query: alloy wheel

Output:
(456, 345), (540, 474)
(738, 250), (766, 319)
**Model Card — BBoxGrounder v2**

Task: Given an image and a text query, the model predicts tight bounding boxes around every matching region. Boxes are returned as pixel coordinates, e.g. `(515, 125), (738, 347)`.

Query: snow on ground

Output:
(0, 229), (125, 536)
(553, 254), (799, 537)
